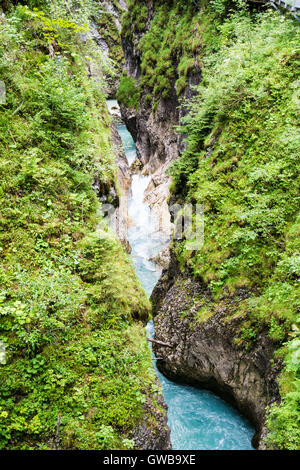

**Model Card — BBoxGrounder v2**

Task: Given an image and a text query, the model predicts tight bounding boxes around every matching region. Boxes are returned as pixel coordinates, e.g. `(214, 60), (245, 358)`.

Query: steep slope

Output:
(0, 1), (170, 450)
(92, 0), (127, 96)
(119, 0), (300, 449)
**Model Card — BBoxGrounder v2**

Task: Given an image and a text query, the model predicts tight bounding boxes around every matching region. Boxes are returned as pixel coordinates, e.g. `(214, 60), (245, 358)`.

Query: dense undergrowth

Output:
(116, 71), (140, 109)
(119, 0), (217, 108)
(172, 6), (300, 450)
(0, 1), (163, 450)
(123, 0), (300, 450)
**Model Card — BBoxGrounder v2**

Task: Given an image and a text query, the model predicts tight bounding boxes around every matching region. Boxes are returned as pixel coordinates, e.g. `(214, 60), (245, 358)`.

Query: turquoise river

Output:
(108, 100), (255, 451)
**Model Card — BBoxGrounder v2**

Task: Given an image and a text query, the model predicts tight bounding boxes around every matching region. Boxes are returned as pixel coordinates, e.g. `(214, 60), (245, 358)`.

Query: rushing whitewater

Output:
(128, 173), (170, 295)
(108, 100), (254, 450)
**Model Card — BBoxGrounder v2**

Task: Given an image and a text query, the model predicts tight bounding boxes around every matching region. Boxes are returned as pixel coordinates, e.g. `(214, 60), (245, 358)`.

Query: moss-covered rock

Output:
(0, 1), (170, 450)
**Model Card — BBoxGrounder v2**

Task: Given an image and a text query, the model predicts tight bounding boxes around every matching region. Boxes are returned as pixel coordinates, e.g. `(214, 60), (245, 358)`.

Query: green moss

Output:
(122, 0), (211, 101)
(122, 1), (148, 37)
(193, 305), (214, 325)
(116, 71), (140, 109)
(0, 2), (163, 450)
(178, 56), (195, 78)
(176, 76), (188, 97)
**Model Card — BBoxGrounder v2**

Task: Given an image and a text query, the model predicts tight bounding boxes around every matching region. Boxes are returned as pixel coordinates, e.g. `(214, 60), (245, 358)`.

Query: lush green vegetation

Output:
(170, 8), (300, 450)
(1, 0), (299, 451)
(121, 0), (216, 106)
(0, 1), (165, 450)
(123, 0), (299, 449)
(116, 71), (140, 109)
(266, 337), (300, 449)
(93, 0), (125, 85)
(122, 0), (148, 37)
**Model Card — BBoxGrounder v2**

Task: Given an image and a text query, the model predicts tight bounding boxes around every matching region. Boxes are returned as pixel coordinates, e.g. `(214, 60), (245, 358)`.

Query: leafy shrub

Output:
(265, 338), (300, 449)
(165, 6), (300, 448)
(116, 72), (140, 109)
(0, 1), (162, 450)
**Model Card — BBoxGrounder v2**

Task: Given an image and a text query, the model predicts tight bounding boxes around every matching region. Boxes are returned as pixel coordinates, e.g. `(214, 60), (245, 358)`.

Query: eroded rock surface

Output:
(151, 254), (282, 449)
(132, 381), (171, 450)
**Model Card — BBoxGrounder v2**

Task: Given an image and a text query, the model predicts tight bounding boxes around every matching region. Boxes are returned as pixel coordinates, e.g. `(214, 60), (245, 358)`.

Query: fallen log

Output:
(147, 338), (173, 348)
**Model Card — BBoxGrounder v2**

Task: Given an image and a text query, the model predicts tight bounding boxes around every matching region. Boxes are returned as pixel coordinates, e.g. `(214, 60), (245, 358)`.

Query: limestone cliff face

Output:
(110, 121), (131, 251)
(119, 91), (177, 239)
(120, 0), (201, 170)
(120, 40), (197, 172)
(150, 254), (282, 449)
(119, 2), (201, 242)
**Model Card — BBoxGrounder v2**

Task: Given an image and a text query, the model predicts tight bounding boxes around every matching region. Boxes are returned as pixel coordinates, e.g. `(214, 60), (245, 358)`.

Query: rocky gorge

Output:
(118, 71), (275, 444)
(1, 0), (296, 452)
(116, 0), (299, 450)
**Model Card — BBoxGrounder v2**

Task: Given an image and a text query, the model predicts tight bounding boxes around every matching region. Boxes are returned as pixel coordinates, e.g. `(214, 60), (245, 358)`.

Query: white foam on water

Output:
(113, 105), (255, 450)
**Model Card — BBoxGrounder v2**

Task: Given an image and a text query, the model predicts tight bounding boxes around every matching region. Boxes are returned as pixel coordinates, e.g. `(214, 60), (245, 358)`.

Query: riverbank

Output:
(111, 103), (255, 450)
